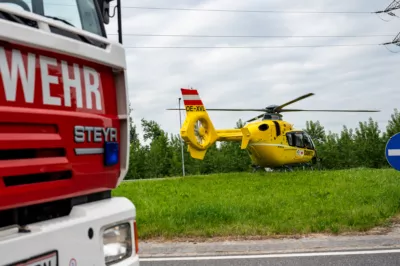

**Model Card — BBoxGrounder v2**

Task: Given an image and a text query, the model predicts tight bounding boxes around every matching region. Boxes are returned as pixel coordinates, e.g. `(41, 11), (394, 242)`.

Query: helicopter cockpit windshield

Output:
(303, 132), (315, 150)
(286, 131), (315, 150)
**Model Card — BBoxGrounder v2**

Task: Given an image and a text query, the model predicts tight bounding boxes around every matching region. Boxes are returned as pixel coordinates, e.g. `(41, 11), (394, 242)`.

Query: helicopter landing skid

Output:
(282, 165), (294, 172)
(263, 163), (318, 172)
(288, 163), (314, 171)
(271, 165), (294, 172)
(251, 162), (319, 173)
(251, 165), (263, 173)
(251, 165), (293, 172)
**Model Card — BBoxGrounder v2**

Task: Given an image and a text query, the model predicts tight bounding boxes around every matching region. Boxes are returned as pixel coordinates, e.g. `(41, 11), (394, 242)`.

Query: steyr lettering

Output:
(0, 46), (103, 110)
(74, 126), (117, 143)
(186, 105), (205, 112)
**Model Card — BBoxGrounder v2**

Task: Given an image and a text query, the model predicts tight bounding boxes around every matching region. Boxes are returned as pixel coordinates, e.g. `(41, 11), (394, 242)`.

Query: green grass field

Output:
(113, 168), (400, 240)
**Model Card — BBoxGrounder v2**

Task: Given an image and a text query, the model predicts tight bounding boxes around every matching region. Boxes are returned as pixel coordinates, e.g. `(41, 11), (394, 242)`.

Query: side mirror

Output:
(97, 0), (113, 24)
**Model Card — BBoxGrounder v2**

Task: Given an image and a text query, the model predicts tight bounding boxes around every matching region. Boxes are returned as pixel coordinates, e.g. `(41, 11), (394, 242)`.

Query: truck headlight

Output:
(103, 223), (132, 265)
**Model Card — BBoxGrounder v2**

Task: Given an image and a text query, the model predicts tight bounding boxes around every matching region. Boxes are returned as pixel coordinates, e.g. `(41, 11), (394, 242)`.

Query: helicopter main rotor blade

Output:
(246, 114), (264, 123)
(166, 108), (266, 112)
(279, 109), (380, 112)
(274, 93), (315, 112)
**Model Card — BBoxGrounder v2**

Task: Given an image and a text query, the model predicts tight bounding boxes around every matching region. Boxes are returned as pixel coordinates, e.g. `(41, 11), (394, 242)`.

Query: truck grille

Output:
(0, 148), (65, 160)
(3, 170), (72, 187)
(0, 122), (71, 186)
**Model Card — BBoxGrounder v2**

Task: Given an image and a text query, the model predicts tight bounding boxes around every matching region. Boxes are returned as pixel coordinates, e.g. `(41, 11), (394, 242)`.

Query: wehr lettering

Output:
(0, 46), (103, 110)
(185, 105), (205, 112)
(74, 126), (117, 143)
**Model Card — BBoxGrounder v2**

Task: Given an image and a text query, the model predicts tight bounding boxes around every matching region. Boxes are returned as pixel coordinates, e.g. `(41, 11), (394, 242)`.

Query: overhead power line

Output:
(124, 2), (400, 15)
(45, 2), (400, 16)
(123, 43), (379, 49)
(109, 33), (394, 38)
(116, 6), (373, 14)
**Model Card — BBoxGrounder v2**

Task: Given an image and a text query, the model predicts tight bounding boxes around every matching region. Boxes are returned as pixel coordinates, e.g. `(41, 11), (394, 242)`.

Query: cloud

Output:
(105, 0), (400, 141)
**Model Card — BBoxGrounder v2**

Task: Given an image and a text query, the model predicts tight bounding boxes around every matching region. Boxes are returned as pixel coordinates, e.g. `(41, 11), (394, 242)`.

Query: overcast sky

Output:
(105, 0), (400, 140)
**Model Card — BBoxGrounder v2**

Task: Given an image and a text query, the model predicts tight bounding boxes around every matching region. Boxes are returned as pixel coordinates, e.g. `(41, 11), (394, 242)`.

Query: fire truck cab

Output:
(0, 0), (139, 265)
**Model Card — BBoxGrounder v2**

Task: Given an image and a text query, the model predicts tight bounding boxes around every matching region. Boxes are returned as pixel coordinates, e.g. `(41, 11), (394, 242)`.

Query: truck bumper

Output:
(0, 197), (139, 266)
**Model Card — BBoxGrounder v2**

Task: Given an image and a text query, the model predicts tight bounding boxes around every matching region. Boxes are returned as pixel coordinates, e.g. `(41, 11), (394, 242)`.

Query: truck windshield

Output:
(0, 0), (104, 37)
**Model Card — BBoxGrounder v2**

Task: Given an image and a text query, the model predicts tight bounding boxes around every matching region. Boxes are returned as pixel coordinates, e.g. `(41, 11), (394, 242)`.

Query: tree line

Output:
(126, 107), (400, 179)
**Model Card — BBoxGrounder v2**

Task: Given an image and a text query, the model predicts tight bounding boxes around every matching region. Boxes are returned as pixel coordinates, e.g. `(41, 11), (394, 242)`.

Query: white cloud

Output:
(105, 0), (400, 140)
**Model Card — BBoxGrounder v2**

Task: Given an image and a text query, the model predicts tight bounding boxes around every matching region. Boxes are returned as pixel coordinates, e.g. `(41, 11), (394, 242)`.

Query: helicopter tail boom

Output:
(216, 128), (251, 149)
(179, 88), (250, 160)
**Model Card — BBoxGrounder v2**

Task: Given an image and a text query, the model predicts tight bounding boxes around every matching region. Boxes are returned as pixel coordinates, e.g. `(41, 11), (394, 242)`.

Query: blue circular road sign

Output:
(385, 133), (400, 171)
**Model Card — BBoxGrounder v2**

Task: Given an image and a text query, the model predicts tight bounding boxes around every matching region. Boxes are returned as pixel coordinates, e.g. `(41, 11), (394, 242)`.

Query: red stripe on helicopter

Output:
(183, 100), (203, 106)
(181, 88), (199, 95)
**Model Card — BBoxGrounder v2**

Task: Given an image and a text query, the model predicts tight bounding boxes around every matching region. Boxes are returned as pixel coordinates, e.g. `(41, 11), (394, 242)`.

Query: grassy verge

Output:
(113, 168), (400, 240)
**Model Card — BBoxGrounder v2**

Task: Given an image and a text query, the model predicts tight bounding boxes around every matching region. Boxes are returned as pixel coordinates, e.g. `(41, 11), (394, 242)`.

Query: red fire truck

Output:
(0, 0), (139, 265)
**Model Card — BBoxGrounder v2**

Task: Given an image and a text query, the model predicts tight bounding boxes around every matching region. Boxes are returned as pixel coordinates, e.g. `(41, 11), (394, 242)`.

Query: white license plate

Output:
(8, 251), (58, 266)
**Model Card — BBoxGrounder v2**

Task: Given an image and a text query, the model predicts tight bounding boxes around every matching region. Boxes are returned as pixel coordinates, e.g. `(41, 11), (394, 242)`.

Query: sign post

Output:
(385, 133), (400, 171)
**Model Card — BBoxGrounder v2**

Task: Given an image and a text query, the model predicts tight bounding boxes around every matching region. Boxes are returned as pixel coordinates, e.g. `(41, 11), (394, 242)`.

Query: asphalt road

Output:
(140, 249), (400, 266)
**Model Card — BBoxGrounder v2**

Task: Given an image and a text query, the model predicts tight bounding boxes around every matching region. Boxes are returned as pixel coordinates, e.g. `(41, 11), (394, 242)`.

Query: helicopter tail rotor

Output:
(178, 88), (219, 160)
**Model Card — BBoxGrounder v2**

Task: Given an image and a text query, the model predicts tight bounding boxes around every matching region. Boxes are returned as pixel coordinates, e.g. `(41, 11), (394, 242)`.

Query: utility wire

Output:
(114, 6), (374, 14)
(38, 2), (376, 14)
(33, 2), (400, 16)
(108, 33), (395, 38)
(123, 43), (380, 49)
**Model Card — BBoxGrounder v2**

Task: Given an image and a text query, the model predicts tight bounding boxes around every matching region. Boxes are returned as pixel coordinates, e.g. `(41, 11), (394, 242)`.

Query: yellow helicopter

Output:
(168, 88), (380, 171)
